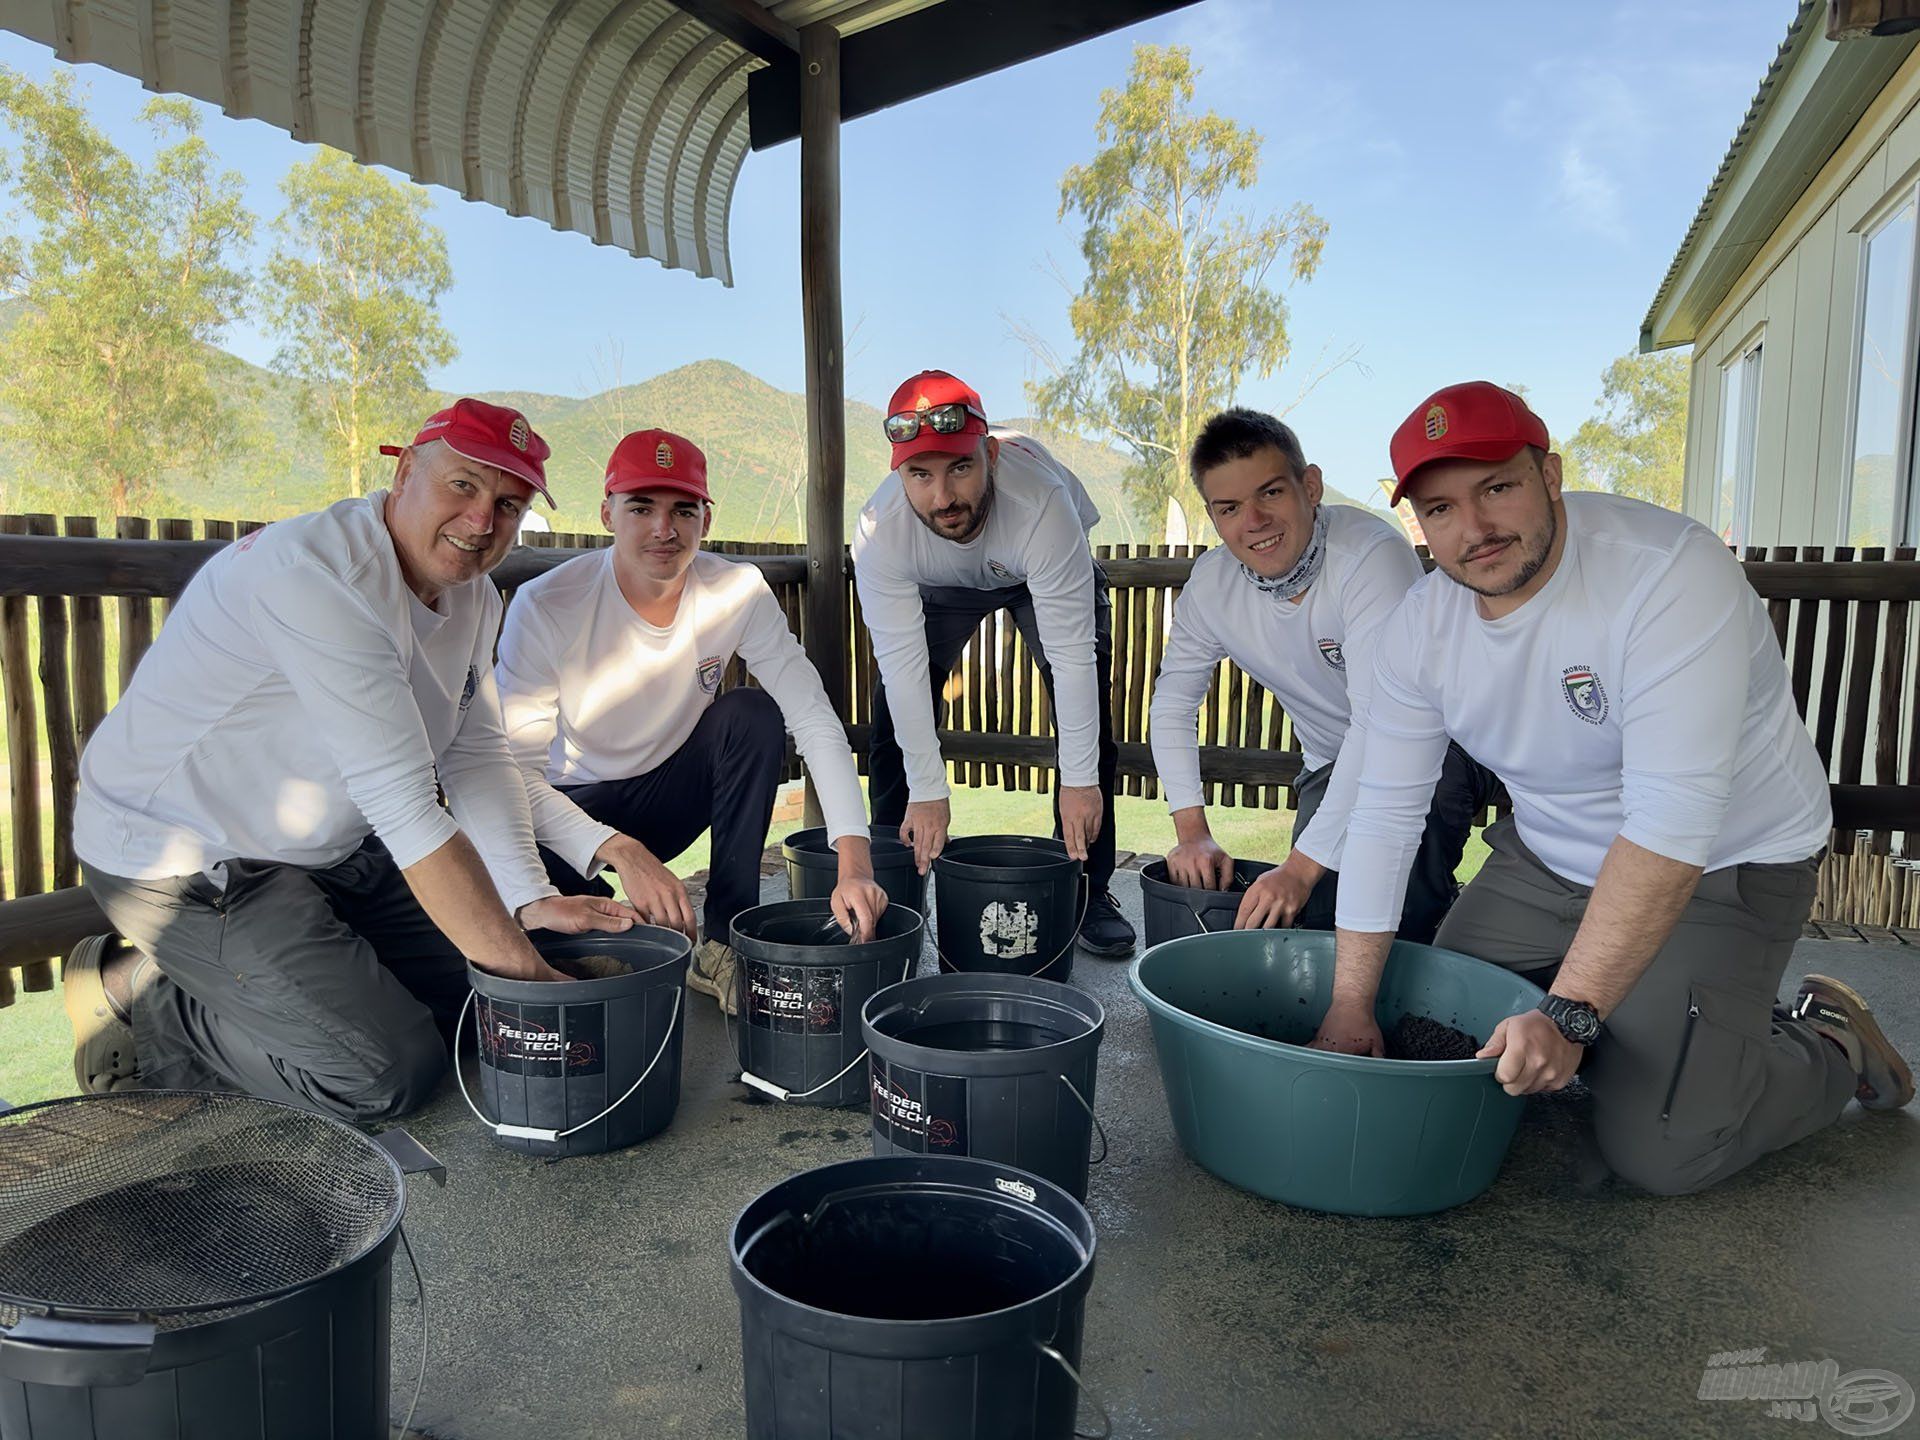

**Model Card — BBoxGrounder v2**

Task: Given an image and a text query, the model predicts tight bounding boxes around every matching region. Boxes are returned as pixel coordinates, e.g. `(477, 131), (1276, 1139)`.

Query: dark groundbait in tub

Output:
(1221, 1004), (1480, 1060)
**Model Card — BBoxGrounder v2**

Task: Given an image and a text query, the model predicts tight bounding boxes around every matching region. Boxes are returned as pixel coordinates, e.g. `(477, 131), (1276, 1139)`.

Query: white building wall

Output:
(1686, 49), (1920, 548)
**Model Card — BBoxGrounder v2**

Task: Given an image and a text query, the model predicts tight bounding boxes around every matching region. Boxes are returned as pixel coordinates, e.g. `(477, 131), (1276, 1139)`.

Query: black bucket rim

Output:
(931, 834), (1078, 883)
(728, 1155), (1096, 1350)
(731, 897), (924, 964)
(1137, 856), (1277, 902)
(465, 924), (691, 1003)
(782, 824), (916, 863)
(861, 973), (1104, 1077)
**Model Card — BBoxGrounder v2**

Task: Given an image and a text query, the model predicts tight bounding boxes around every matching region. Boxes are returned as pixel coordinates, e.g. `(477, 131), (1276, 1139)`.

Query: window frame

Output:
(1839, 184), (1920, 547)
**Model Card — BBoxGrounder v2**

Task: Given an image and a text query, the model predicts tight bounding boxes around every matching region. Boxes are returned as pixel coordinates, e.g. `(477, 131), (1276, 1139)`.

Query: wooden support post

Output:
(799, 20), (845, 830)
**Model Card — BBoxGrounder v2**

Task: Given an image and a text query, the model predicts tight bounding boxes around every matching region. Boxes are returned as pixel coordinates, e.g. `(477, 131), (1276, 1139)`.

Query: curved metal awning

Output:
(0, 0), (936, 284)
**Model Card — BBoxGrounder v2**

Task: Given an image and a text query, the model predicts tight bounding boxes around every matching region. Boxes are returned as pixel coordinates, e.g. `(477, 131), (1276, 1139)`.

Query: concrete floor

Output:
(388, 872), (1920, 1440)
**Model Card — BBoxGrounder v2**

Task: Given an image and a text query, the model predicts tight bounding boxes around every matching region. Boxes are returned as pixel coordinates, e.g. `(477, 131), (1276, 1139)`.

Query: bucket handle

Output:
(454, 983), (683, 1146)
(1058, 1075), (1108, 1166)
(1038, 1341), (1112, 1440)
(730, 920), (920, 1104)
(935, 871), (1092, 981)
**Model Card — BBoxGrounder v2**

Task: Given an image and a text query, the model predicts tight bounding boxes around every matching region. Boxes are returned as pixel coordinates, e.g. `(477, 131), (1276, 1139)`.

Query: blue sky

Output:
(0, 1), (1788, 506)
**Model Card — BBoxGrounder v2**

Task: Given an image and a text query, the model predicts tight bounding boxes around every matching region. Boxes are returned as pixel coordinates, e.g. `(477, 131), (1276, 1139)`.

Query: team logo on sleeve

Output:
(1561, 666), (1607, 725)
(1317, 638), (1346, 671)
(459, 664), (478, 711)
(697, 655), (724, 694)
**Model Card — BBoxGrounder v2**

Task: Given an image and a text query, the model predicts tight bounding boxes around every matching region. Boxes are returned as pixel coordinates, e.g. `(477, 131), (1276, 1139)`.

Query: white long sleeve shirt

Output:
(1148, 505), (1424, 866)
(494, 549), (868, 877)
(73, 493), (557, 913)
(852, 430), (1102, 802)
(1335, 492), (1832, 932)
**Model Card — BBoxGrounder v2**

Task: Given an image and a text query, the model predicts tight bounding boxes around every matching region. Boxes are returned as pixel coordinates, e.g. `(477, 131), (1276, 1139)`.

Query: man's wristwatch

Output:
(1537, 995), (1603, 1046)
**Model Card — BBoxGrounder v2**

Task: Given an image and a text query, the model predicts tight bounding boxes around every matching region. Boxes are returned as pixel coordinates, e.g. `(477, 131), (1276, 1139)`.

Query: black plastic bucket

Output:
(931, 835), (1085, 984)
(862, 973), (1106, 1202)
(459, 927), (691, 1158)
(731, 899), (925, 1107)
(1138, 858), (1277, 947)
(784, 824), (927, 914)
(730, 1155), (1102, 1440)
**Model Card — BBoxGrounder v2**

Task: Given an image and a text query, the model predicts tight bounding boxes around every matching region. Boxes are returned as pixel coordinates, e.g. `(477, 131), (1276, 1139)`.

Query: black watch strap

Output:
(1538, 995), (1602, 1046)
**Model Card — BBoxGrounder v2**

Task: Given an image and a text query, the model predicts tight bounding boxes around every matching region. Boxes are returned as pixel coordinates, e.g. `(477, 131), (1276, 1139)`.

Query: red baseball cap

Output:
(1388, 381), (1551, 504)
(379, 398), (553, 506)
(886, 370), (989, 470)
(604, 428), (711, 504)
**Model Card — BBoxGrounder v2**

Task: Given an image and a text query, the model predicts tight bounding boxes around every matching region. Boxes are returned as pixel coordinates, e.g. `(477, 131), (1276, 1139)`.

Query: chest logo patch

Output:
(697, 655), (724, 694)
(987, 559), (1014, 582)
(459, 664), (478, 712)
(1561, 666), (1607, 725)
(1317, 638), (1346, 671)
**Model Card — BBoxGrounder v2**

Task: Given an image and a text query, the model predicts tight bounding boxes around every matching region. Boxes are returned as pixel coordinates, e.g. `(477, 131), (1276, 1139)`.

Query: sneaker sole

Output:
(1077, 935), (1136, 959)
(62, 934), (139, 1093)
(1804, 973), (1915, 1110)
(685, 964), (740, 1016)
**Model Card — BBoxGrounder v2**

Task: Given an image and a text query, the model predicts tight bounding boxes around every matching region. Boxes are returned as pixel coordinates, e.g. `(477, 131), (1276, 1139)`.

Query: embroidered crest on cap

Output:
(656, 439), (675, 470)
(1424, 405), (1448, 441)
(1561, 665), (1607, 725)
(508, 416), (530, 452)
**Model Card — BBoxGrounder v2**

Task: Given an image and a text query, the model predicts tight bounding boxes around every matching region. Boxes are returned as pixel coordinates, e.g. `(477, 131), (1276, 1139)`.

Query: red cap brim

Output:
(439, 436), (554, 507)
(1389, 438), (1532, 506)
(605, 476), (713, 504)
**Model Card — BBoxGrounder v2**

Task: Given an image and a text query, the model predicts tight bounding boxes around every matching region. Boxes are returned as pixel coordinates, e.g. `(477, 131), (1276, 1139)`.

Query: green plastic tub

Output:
(1129, 929), (1546, 1216)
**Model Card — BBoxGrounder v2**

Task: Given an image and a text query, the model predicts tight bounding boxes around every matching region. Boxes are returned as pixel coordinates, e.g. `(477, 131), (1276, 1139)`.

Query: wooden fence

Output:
(4, 519), (1920, 1009)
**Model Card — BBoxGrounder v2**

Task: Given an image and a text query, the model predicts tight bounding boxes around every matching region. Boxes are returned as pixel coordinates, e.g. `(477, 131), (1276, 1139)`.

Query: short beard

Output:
(913, 464), (996, 543)
(1445, 502), (1558, 598)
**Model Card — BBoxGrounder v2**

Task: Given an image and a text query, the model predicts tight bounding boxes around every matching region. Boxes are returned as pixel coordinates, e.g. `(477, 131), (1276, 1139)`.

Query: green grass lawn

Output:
(1, 778), (1490, 1110)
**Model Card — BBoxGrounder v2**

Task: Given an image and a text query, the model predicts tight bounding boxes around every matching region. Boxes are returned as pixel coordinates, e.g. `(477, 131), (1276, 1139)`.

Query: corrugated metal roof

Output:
(0, 0), (939, 284)
(1641, 3), (1818, 350)
(1641, 2), (1920, 350)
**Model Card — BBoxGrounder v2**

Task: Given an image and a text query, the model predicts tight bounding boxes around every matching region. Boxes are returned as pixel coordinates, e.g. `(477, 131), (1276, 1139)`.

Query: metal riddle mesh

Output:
(0, 1091), (402, 1329)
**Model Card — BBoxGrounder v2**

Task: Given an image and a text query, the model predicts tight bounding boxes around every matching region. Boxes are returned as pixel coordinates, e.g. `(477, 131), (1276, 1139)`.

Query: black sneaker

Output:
(1078, 890), (1136, 959)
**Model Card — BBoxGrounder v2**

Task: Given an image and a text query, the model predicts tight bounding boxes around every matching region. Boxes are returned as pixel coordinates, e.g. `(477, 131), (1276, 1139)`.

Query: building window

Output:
(1716, 341), (1762, 549)
(1845, 194), (1917, 547)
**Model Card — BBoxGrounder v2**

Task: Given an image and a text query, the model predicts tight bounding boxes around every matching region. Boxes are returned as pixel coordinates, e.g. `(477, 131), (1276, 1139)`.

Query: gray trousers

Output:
(1435, 817), (1855, 1196)
(85, 838), (464, 1123)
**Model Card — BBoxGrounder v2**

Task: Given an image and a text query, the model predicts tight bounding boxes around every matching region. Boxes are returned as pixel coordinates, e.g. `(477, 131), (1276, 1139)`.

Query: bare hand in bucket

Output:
(517, 894), (639, 937)
(900, 798), (950, 875)
(829, 836), (889, 942)
(1059, 785), (1103, 862)
(1310, 994), (1385, 1056)
(1166, 833), (1233, 890)
(597, 835), (698, 940)
(1476, 1010), (1583, 1095)
(1234, 853), (1324, 929)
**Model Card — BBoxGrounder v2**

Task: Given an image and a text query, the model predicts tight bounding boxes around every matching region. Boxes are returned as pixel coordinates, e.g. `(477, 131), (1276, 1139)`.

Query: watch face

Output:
(1566, 1007), (1600, 1041)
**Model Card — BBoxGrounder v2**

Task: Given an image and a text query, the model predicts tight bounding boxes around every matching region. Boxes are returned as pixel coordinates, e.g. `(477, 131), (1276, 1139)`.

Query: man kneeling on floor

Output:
(1150, 407), (1494, 942)
(68, 400), (636, 1121)
(1318, 380), (1913, 1195)
(495, 429), (887, 1015)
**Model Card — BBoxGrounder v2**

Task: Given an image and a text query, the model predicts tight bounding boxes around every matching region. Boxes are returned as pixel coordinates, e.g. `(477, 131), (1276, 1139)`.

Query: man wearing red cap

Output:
(1317, 380), (1911, 1194)
(495, 429), (888, 1014)
(66, 399), (634, 1121)
(854, 370), (1135, 957)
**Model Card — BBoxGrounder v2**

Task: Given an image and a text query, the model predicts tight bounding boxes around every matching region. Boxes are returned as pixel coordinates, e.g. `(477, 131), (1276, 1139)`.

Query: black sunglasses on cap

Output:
(883, 402), (988, 444)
